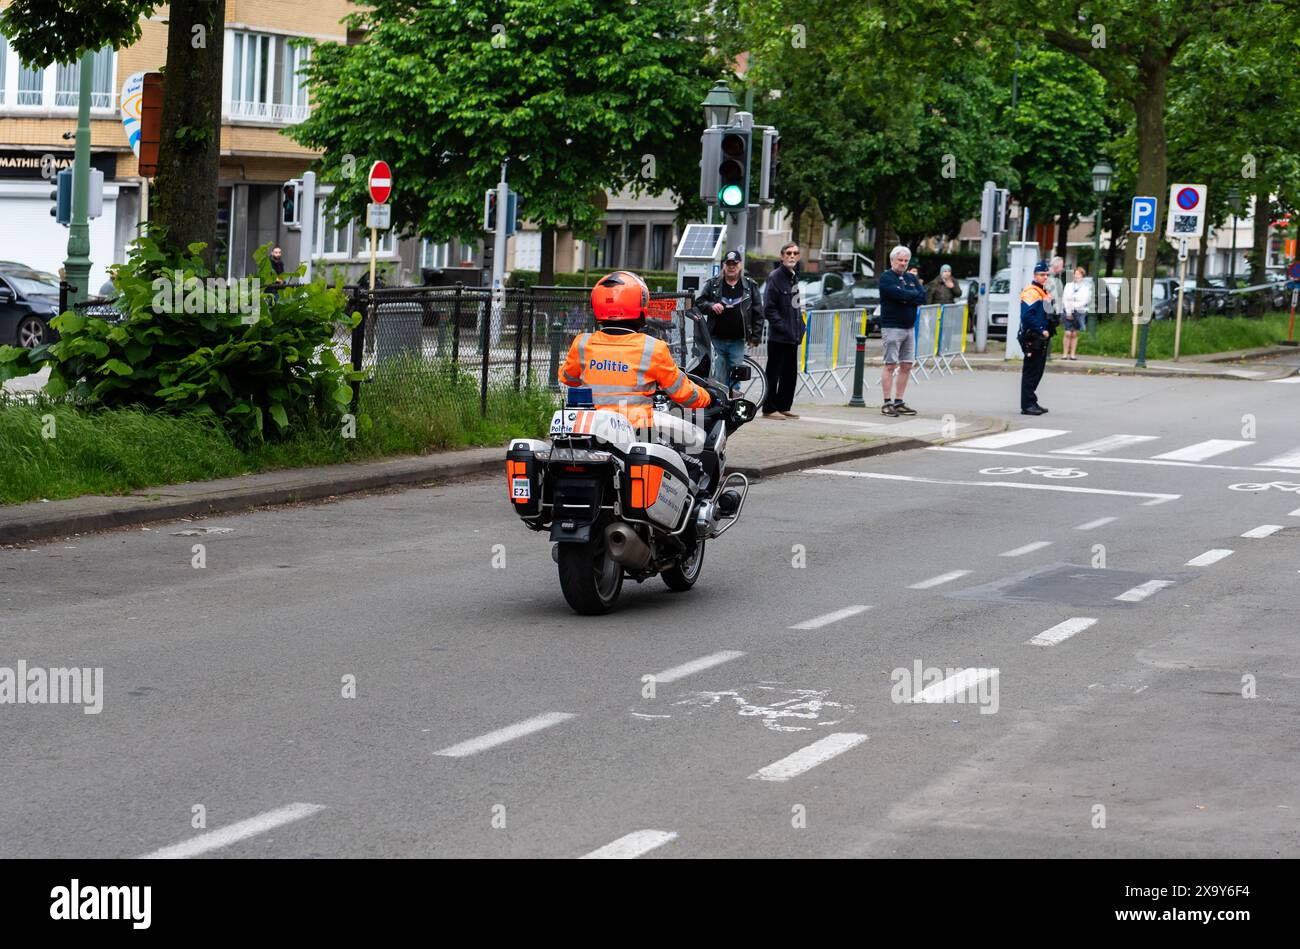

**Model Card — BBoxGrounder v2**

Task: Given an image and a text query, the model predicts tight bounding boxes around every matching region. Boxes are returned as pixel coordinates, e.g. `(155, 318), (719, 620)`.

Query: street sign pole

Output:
(367, 161), (392, 291)
(975, 180), (995, 354)
(1173, 238), (1188, 360)
(491, 161), (509, 347)
(64, 49), (94, 306)
(1133, 234), (1148, 364)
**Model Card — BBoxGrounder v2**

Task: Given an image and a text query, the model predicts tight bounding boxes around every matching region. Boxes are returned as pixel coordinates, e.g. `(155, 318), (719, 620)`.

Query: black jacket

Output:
(879, 269), (928, 329)
(694, 273), (763, 342)
(763, 265), (804, 344)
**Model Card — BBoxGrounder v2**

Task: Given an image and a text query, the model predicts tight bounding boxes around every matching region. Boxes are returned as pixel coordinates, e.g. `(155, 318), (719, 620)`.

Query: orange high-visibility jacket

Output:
(559, 329), (711, 426)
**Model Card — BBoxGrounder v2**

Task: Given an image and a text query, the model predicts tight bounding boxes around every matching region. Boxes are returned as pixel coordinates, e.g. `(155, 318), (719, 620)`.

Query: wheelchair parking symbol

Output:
(1131, 197), (1157, 233)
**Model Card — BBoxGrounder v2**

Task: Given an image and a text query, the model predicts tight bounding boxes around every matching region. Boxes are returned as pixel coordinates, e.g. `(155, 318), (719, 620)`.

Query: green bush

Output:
(0, 236), (361, 444)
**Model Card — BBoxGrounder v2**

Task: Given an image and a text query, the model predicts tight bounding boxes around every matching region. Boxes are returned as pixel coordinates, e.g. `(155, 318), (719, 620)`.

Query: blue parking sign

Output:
(1130, 196), (1157, 233)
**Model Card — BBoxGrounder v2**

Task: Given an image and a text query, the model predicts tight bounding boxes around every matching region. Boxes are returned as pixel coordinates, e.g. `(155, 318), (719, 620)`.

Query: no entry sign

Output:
(368, 161), (392, 204)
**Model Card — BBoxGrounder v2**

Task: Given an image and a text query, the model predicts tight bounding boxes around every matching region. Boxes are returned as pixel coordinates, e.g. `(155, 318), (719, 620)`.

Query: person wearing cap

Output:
(1017, 261), (1054, 415)
(694, 250), (763, 397)
(926, 264), (963, 305)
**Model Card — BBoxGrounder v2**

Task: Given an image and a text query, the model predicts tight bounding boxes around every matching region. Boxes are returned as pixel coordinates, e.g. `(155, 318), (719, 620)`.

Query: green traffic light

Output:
(719, 184), (744, 208)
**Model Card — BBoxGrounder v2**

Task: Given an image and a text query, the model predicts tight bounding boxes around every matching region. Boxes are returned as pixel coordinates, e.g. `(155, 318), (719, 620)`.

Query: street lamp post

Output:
(1088, 160), (1112, 338)
(1228, 187), (1242, 289)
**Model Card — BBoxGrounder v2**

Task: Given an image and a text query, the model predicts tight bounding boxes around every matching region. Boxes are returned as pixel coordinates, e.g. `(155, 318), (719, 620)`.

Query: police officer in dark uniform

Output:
(1018, 261), (1054, 415)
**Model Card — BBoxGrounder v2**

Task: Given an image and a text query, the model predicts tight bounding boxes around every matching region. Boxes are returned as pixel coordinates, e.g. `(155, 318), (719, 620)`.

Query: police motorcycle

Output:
(505, 311), (757, 614)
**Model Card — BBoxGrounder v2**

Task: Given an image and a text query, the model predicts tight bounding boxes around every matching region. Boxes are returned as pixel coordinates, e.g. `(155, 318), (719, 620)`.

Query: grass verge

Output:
(1071, 312), (1290, 360)
(0, 358), (557, 505)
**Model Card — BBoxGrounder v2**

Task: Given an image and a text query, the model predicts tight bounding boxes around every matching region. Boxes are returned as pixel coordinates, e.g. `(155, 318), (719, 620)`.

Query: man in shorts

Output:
(878, 245), (927, 416)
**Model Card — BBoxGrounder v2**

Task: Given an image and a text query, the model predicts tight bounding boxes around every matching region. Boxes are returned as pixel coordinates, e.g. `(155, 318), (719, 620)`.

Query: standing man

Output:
(879, 245), (927, 416)
(694, 250), (762, 396)
(1018, 261), (1054, 415)
(761, 242), (804, 419)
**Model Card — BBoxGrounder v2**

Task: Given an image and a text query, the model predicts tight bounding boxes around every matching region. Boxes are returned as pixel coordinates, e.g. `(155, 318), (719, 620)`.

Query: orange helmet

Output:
(591, 271), (649, 322)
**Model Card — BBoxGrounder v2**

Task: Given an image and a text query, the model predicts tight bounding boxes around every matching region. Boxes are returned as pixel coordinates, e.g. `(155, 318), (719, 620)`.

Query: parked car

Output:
(0, 265), (62, 348)
(850, 281), (882, 336)
(985, 268), (1012, 339)
(1149, 277), (1194, 320)
(796, 270), (856, 311)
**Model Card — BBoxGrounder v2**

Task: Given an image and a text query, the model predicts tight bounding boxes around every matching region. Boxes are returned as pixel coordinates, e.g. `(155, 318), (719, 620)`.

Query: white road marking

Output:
(580, 830), (678, 859)
(959, 428), (1070, 449)
(1242, 524), (1285, 538)
(789, 605), (873, 630)
(434, 712), (576, 757)
(1269, 376), (1300, 384)
(651, 651), (744, 684)
(1000, 541), (1052, 557)
(1053, 434), (1161, 456)
(1027, 617), (1097, 647)
(749, 732), (869, 782)
(1114, 579), (1177, 603)
(792, 414), (889, 430)
(810, 468), (1180, 505)
(139, 802), (326, 859)
(1187, 549), (1234, 566)
(1258, 446), (1300, 469)
(1153, 439), (1254, 462)
(1290, 507), (1300, 517)
(908, 569), (973, 589)
(1074, 516), (1117, 530)
(907, 667), (999, 703)
(930, 445), (1300, 476)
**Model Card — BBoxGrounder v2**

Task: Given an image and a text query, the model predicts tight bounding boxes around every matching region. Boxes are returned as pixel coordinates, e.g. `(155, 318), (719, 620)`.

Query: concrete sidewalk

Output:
(0, 407), (1004, 545)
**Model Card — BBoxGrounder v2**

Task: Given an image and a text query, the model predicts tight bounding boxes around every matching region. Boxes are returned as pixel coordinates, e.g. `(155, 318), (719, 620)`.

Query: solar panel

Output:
(674, 224), (725, 261)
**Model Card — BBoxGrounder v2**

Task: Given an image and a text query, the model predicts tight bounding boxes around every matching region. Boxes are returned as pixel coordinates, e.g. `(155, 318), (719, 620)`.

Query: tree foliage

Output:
(290, 0), (721, 244)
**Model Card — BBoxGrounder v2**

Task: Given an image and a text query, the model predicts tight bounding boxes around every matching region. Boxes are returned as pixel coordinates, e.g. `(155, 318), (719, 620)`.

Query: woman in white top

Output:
(1060, 266), (1091, 360)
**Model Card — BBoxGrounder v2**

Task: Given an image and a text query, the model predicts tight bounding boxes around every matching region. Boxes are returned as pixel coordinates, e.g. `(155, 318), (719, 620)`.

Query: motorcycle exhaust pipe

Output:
(605, 522), (652, 569)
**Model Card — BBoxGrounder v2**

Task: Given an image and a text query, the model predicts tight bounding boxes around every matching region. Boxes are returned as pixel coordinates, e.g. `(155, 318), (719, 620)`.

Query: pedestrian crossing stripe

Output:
(950, 429), (1300, 470)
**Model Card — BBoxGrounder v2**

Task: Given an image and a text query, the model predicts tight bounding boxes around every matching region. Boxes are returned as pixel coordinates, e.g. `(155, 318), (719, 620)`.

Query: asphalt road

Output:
(1, 369), (1297, 858)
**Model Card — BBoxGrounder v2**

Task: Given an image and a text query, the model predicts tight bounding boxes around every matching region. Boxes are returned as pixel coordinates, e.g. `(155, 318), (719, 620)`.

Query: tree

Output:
(1, 0), (227, 265)
(289, 0), (720, 284)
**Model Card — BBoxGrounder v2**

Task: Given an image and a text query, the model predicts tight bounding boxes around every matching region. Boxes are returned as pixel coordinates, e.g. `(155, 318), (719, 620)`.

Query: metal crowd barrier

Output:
(911, 303), (972, 379)
(797, 308), (873, 397)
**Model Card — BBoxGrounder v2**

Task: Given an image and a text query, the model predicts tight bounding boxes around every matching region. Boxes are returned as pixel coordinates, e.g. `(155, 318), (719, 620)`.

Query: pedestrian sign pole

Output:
(1174, 238), (1189, 360)
(1129, 197), (1157, 366)
(367, 161), (392, 290)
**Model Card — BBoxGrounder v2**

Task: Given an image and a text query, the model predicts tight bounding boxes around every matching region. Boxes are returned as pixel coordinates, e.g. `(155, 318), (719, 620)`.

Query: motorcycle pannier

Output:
(506, 440), (546, 518)
(621, 443), (691, 530)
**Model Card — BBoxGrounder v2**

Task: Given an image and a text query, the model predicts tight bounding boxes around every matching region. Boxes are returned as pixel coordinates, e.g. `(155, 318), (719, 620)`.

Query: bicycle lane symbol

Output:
(1228, 481), (1300, 493)
(980, 465), (1089, 480)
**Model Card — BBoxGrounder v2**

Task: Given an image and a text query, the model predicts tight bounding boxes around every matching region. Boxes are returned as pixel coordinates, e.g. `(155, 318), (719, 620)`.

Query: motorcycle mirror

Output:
(729, 364), (752, 382)
(732, 399), (756, 422)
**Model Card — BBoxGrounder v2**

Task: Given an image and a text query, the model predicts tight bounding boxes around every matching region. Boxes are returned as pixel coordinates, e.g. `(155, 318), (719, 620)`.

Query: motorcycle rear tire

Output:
(662, 539), (705, 592)
(557, 530), (624, 615)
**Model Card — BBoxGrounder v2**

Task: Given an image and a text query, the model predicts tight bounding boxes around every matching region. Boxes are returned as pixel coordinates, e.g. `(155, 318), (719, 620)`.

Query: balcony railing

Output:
(225, 99), (309, 124)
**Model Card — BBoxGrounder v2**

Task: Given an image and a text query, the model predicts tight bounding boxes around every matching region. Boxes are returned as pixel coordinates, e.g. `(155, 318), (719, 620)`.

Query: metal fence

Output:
(342, 285), (696, 417)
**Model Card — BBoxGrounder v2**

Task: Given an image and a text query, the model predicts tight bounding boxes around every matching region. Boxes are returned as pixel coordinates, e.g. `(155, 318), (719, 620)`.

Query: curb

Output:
(0, 418), (1008, 545)
(965, 359), (1295, 381)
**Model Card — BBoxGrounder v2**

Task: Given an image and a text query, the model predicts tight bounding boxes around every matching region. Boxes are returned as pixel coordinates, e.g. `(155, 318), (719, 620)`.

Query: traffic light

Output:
(716, 128), (751, 210)
(759, 129), (780, 205)
(281, 180), (302, 227)
(483, 188), (519, 235)
(49, 168), (72, 226)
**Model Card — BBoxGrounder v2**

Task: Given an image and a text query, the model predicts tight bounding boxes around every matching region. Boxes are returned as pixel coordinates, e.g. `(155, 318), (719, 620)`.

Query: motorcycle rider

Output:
(560, 271), (712, 427)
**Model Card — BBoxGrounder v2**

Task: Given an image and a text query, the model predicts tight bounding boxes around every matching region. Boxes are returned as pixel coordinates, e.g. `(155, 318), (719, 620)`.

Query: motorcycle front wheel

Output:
(557, 527), (625, 615)
(662, 539), (705, 592)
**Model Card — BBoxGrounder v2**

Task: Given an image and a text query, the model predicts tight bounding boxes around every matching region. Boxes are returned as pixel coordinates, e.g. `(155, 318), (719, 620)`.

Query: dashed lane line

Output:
(1187, 549), (1234, 567)
(139, 803), (326, 859)
(650, 651), (744, 684)
(1027, 617), (1097, 647)
(1114, 579), (1177, 603)
(1075, 517), (1117, 530)
(1000, 541), (1052, 557)
(908, 570), (973, 589)
(1242, 524), (1285, 538)
(434, 712), (576, 758)
(580, 830), (678, 859)
(749, 733), (869, 782)
(906, 668), (999, 703)
(789, 605), (873, 630)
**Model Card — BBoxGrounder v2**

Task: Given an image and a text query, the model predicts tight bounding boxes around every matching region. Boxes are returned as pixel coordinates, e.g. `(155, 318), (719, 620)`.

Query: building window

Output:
(359, 227), (396, 257)
(651, 224), (671, 271)
(421, 239), (451, 269)
(54, 48), (114, 108)
(316, 199), (351, 258)
(227, 31), (309, 123)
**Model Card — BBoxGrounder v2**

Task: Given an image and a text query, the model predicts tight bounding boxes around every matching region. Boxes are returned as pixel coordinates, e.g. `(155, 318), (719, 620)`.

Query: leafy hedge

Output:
(0, 237), (361, 443)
